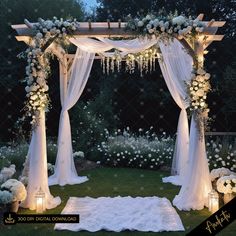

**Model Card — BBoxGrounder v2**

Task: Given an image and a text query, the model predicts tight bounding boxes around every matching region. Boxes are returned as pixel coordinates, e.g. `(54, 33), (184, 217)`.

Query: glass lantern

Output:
(35, 187), (46, 213)
(208, 190), (219, 213)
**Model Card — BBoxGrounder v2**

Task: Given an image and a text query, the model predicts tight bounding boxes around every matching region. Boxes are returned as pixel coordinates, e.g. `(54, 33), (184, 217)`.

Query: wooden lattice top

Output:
(11, 14), (225, 59)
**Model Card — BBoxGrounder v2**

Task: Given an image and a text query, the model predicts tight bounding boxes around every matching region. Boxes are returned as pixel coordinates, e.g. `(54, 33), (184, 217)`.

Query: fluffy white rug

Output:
(55, 196), (184, 232)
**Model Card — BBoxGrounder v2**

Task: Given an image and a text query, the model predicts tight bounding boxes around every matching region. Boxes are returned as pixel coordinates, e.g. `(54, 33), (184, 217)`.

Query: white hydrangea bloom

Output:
(216, 175), (236, 194)
(1, 179), (27, 202)
(210, 167), (234, 181)
(0, 190), (13, 204)
(172, 16), (186, 25)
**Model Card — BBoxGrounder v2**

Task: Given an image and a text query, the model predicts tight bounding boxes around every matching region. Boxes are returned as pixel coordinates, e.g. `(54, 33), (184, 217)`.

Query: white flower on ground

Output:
(73, 151), (85, 158)
(0, 164), (16, 182)
(0, 190), (13, 204)
(1, 179), (27, 202)
(217, 175), (236, 194)
(47, 163), (55, 174)
(137, 20), (144, 27)
(210, 167), (234, 181)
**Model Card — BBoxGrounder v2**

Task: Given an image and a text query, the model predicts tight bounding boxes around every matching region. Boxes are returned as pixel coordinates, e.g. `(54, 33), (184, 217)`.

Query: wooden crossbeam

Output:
(202, 21), (226, 27)
(197, 14), (204, 21)
(206, 19), (215, 27)
(15, 36), (31, 44)
(205, 35), (225, 41)
(12, 20), (226, 39)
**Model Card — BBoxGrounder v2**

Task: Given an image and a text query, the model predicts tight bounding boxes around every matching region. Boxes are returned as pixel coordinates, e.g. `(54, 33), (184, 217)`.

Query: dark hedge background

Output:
(0, 0), (235, 142)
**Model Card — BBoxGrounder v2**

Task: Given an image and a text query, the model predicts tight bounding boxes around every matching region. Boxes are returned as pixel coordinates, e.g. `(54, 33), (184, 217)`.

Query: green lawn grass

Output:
(1, 167), (235, 235)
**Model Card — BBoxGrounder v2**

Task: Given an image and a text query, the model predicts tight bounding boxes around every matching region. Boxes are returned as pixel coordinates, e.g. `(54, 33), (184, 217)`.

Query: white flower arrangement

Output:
(0, 190), (13, 204)
(216, 174), (236, 194)
(186, 68), (211, 138)
(0, 164), (16, 182)
(210, 167), (234, 181)
(1, 179), (27, 202)
(47, 163), (55, 174)
(20, 17), (78, 129)
(126, 13), (205, 39)
(188, 69), (211, 112)
(73, 151), (85, 158)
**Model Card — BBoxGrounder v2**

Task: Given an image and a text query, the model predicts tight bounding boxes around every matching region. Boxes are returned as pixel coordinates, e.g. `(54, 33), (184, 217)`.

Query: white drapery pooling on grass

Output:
(49, 49), (94, 186)
(21, 110), (61, 210)
(54, 196), (184, 232)
(49, 37), (158, 187)
(159, 39), (192, 185)
(173, 114), (212, 210)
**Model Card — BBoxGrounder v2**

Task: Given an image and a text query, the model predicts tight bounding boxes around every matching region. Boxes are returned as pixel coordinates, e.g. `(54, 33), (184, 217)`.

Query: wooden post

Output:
(59, 54), (68, 105)
(194, 36), (205, 69)
(107, 19), (110, 29)
(88, 19), (92, 30)
(118, 19), (121, 28)
(46, 43), (68, 105)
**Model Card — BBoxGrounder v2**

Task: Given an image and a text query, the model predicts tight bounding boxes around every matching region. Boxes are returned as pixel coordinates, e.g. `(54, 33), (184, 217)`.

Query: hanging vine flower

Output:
(20, 17), (79, 129)
(187, 68), (211, 138)
(100, 45), (161, 76)
(126, 12), (206, 39)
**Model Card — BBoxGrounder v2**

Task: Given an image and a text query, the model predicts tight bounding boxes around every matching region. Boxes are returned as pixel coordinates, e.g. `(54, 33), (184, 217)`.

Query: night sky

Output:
(83, 0), (98, 11)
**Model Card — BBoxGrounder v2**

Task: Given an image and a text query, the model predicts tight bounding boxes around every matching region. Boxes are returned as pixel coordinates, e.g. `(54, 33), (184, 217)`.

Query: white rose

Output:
(148, 29), (154, 34)
(30, 94), (38, 101)
(33, 101), (39, 106)
(25, 86), (30, 93)
(43, 84), (49, 91)
(146, 24), (152, 29)
(172, 16), (186, 25)
(30, 85), (38, 91)
(196, 89), (205, 97)
(145, 14), (151, 20)
(36, 33), (43, 39)
(153, 19), (159, 27)
(161, 27), (165, 32)
(159, 20), (164, 27)
(36, 77), (44, 86)
(197, 68), (206, 75)
(205, 73), (211, 79)
(164, 22), (169, 29)
(137, 21), (144, 27)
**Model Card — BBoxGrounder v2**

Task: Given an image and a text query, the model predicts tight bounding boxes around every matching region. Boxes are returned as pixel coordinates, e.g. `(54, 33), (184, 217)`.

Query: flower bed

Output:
(95, 129), (174, 170)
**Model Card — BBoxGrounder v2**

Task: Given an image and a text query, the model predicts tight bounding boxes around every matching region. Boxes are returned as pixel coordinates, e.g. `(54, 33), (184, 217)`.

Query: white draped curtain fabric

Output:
(159, 39), (212, 209)
(49, 48), (95, 186)
(159, 39), (192, 186)
(21, 110), (61, 210)
(173, 114), (212, 210)
(49, 37), (158, 186)
(25, 35), (211, 211)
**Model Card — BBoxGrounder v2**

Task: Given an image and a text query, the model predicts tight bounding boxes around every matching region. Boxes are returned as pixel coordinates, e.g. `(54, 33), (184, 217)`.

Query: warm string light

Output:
(101, 46), (160, 76)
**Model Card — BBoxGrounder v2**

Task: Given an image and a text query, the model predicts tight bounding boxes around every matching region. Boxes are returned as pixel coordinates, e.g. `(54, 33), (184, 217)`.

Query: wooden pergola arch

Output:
(12, 14), (225, 89)
(11, 14), (227, 211)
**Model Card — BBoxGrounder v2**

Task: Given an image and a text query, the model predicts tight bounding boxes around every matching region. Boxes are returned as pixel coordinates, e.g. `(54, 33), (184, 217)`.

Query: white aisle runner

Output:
(55, 196), (184, 232)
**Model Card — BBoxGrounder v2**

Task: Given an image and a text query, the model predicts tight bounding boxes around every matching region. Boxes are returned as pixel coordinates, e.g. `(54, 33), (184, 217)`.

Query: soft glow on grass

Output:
(0, 167), (234, 235)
